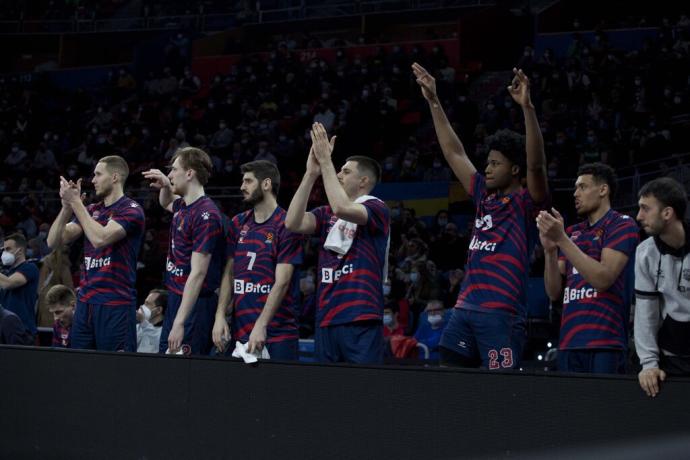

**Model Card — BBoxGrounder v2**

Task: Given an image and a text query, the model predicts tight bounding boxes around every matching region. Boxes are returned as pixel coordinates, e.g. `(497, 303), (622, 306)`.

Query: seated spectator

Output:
(414, 300), (450, 360)
(0, 304), (33, 345)
(45, 285), (76, 348)
(0, 233), (39, 338)
(383, 304), (405, 337)
(136, 289), (168, 353)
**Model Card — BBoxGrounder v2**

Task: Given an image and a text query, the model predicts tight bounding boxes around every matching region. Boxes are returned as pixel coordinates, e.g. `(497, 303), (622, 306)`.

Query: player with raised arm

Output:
(285, 123), (390, 364)
(211, 160), (303, 360)
(538, 163), (639, 374)
(413, 63), (549, 369)
(143, 147), (223, 355)
(47, 155), (144, 351)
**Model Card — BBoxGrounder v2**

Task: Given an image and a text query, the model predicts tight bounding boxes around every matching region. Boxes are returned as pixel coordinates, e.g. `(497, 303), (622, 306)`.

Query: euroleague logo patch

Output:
(181, 344), (192, 355)
(265, 232), (274, 244)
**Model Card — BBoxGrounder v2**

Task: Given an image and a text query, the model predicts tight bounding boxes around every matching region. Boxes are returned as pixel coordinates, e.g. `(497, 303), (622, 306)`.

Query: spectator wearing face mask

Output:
(414, 300), (450, 360)
(383, 304), (405, 337)
(136, 289), (168, 353)
(0, 233), (39, 338)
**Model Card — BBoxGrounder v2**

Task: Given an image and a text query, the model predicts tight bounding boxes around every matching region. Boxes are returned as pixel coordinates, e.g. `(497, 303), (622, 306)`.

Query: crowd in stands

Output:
(0, 13), (689, 365)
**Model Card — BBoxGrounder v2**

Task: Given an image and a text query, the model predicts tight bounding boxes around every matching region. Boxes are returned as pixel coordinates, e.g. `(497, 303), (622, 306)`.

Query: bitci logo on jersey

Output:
(234, 279), (272, 295)
(321, 264), (354, 283)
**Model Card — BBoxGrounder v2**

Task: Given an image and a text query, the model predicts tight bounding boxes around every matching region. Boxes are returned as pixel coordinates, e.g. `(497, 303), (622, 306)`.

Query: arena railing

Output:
(0, 0), (490, 34)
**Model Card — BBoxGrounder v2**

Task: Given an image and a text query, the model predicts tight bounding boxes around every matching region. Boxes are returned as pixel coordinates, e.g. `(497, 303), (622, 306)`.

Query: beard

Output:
(243, 187), (264, 206)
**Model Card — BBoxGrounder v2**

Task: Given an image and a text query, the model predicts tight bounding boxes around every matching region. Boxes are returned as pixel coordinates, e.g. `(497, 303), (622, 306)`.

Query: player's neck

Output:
(659, 219), (686, 249)
(587, 203), (611, 225)
(253, 196), (278, 223)
(103, 189), (124, 207)
(497, 182), (521, 196)
(183, 184), (205, 205)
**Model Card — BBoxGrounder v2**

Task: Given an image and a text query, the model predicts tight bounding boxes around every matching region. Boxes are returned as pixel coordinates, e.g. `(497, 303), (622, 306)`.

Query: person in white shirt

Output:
(136, 289), (168, 353)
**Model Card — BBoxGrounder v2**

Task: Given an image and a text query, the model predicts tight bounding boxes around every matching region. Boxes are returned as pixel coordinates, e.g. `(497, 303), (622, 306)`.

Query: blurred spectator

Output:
(45, 284), (76, 348)
(414, 299), (450, 360)
(0, 305), (33, 345)
(383, 304), (405, 337)
(136, 289), (168, 353)
(0, 233), (39, 338)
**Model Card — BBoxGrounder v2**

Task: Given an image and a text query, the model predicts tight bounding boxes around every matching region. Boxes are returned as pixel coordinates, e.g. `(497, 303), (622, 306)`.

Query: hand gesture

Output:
(310, 122), (336, 164)
(60, 177), (82, 206)
(306, 145), (321, 177)
(538, 221), (559, 253)
(536, 208), (567, 245)
(212, 316), (230, 352)
(507, 68), (534, 109)
(639, 367), (666, 398)
(142, 169), (172, 190)
(247, 322), (267, 354)
(412, 62), (438, 103)
(168, 322), (184, 354)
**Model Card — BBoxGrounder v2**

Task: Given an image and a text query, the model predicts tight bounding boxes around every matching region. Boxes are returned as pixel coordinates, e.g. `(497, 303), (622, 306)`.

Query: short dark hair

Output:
(241, 160), (281, 196)
(4, 233), (26, 250)
(98, 155), (129, 183)
(150, 289), (168, 313)
(46, 284), (76, 308)
(346, 155), (382, 188)
(577, 162), (618, 198)
(639, 177), (687, 220)
(486, 129), (526, 178)
(172, 147), (213, 185)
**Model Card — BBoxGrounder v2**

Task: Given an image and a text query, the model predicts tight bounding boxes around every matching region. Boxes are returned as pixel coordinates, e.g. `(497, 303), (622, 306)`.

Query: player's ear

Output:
(511, 164), (520, 177)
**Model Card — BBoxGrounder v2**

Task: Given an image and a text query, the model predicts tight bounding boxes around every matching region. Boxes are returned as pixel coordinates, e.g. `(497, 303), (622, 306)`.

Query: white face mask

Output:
(409, 272), (419, 284)
(1, 250), (16, 266)
(427, 314), (444, 327)
(140, 305), (152, 321)
(383, 313), (393, 326)
(383, 285), (391, 296)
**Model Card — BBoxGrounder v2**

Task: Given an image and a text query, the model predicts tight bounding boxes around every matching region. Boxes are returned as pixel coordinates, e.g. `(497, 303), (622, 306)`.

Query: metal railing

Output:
(0, 0), (489, 34)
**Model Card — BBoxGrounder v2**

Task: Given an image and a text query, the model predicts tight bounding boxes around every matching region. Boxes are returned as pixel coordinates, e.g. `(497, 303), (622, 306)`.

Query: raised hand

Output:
(142, 169), (172, 190)
(536, 208), (567, 245)
(507, 67), (534, 109)
(60, 177), (82, 205)
(306, 145), (321, 177)
(310, 122), (336, 164)
(412, 62), (438, 103)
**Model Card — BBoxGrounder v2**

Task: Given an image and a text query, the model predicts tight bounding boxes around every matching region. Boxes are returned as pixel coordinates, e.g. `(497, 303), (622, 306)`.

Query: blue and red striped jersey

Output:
(558, 209), (639, 350)
(165, 196), (223, 296)
(226, 207), (303, 343)
(311, 198), (390, 327)
(52, 321), (70, 348)
(77, 196), (144, 305)
(456, 173), (545, 317)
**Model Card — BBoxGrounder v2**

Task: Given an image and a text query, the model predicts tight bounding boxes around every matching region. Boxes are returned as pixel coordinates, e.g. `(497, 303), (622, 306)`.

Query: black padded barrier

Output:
(1, 345), (689, 460)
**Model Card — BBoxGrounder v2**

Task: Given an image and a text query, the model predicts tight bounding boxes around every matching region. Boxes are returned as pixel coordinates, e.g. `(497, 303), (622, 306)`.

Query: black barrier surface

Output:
(2, 346), (690, 460)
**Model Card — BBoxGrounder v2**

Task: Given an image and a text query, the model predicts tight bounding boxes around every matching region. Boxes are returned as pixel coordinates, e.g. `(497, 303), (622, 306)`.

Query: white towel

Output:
(232, 341), (271, 364)
(323, 195), (390, 283)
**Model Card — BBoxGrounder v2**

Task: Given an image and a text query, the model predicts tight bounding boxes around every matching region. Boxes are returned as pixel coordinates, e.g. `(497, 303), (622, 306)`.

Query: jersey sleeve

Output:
(277, 225), (304, 266)
(364, 199), (390, 236)
(469, 172), (486, 206)
(110, 202), (145, 236)
(192, 209), (222, 254)
(634, 243), (661, 369)
(309, 206), (328, 236)
(171, 198), (183, 214)
(603, 216), (639, 257)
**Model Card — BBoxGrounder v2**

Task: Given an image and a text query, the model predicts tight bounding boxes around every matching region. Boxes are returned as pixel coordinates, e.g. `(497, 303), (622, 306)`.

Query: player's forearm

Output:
(0, 274), (11, 289)
(428, 99), (469, 164)
(158, 185), (176, 210)
(47, 206), (72, 249)
(71, 200), (108, 248)
(320, 161), (355, 217)
(174, 271), (207, 326)
(255, 281), (289, 327)
(634, 297), (661, 369)
(215, 267), (233, 318)
(543, 250), (562, 301)
(557, 237), (614, 291)
(523, 105), (548, 202)
(285, 173), (318, 233)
